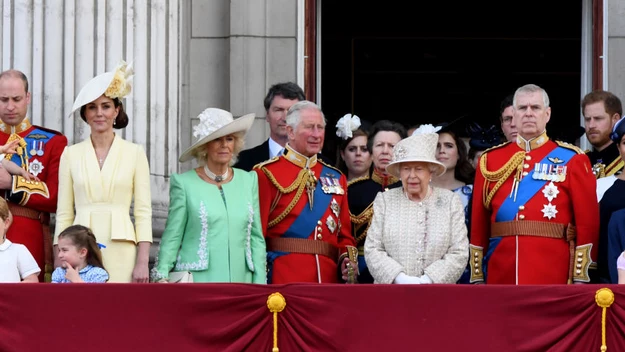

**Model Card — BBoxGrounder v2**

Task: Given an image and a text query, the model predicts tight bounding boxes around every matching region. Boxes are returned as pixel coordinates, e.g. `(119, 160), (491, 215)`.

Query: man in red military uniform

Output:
(255, 100), (357, 283)
(470, 84), (599, 284)
(0, 70), (67, 282)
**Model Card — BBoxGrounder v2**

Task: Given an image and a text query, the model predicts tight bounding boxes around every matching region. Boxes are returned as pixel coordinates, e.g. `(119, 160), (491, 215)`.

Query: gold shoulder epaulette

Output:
(584, 149), (591, 154)
(482, 141), (511, 154)
(252, 156), (280, 170)
(319, 159), (343, 175)
(556, 141), (584, 154)
(347, 175), (369, 187)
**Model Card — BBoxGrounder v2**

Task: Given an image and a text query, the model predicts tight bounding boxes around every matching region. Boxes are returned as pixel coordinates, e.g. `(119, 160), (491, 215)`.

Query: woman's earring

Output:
(113, 120), (116, 126)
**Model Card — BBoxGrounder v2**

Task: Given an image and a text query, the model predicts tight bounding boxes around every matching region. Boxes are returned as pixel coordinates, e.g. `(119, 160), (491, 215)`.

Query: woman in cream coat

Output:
(55, 61), (152, 283)
(364, 124), (469, 284)
(151, 108), (266, 284)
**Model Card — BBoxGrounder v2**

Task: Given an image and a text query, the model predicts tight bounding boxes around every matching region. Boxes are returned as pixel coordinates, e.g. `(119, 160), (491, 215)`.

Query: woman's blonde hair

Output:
(192, 132), (246, 166)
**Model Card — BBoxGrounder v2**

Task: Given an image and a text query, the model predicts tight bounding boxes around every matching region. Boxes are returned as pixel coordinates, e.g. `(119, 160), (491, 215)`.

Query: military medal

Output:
(542, 203), (558, 219)
(28, 159), (44, 177)
(326, 215), (337, 234)
(320, 177), (331, 194)
(36, 141), (44, 156)
(542, 182), (559, 202)
(29, 141), (37, 156)
(332, 178), (344, 195)
(532, 164), (540, 180)
(331, 198), (340, 218)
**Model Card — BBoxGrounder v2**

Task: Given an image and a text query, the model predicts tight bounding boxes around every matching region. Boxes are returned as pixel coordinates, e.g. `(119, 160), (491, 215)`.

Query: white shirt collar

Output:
(0, 238), (12, 251)
(268, 137), (285, 158)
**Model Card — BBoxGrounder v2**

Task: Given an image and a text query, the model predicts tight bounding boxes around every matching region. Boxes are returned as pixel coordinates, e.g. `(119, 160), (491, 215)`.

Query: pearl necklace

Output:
(204, 165), (228, 182)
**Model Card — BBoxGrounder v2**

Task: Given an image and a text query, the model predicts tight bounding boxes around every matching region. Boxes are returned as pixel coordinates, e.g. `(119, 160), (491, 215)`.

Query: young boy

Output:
(0, 198), (40, 282)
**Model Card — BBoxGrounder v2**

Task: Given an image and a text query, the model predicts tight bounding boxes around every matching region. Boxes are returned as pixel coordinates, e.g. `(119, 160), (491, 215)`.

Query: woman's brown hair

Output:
(58, 225), (107, 271)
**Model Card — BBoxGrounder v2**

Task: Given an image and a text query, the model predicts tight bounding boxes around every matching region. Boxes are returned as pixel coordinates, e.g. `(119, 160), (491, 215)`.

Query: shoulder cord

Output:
(479, 151), (525, 209)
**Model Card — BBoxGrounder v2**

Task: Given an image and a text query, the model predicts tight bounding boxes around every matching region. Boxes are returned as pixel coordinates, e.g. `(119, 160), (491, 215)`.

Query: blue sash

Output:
(282, 165), (337, 239)
(266, 164), (340, 282)
(495, 147), (575, 222)
(484, 145), (575, 281)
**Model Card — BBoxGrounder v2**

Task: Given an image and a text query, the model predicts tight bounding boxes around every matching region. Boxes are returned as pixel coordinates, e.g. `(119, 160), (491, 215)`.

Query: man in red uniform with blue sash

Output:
(0, 70), (68, 282)
(470, 84), (599, 284)
(255, 101), (357, 283)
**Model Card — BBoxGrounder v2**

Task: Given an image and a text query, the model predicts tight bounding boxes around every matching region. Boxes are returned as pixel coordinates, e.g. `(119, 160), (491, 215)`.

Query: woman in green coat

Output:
(151, 108), (266, 283)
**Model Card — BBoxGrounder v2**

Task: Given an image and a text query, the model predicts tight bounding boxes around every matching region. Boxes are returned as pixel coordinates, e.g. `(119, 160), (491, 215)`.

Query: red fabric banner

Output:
(1, 284), (624, 351)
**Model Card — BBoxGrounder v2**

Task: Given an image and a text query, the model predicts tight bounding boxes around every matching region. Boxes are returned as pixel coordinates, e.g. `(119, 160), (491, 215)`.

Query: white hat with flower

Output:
(178, 108), (255, 162)
(70, 60), (134, 116)
(335, 113), (361, 140)
(385, 124), (446, 178)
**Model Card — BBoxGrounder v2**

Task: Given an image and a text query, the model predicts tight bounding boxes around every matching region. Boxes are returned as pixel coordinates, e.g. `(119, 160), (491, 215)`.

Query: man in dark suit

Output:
(235, 82), (305, 171)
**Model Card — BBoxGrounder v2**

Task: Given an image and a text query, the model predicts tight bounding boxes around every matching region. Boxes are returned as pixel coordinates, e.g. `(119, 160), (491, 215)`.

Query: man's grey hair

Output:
(285, 100), (326, 129)
(513, 84), (550, 108)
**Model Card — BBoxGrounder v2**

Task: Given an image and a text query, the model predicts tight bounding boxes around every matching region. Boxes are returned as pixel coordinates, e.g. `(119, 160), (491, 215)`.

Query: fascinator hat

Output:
(610, 117), (625, 143)
(70, 60), (134, 117)
(386, 124), (446, 178)
(335, 114), (361, 140)
(178, 108), (255, 163)
(467, 122), (502, 151)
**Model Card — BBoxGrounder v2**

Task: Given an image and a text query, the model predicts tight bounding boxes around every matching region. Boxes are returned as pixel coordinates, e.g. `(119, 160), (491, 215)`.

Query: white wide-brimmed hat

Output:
(178, 108), (255, 162)
(386, 124), (446, 178)
(70, 60), (134, 117)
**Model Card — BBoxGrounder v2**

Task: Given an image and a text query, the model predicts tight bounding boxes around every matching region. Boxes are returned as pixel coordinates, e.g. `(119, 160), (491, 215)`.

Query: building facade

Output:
(0, 0), (623, 247)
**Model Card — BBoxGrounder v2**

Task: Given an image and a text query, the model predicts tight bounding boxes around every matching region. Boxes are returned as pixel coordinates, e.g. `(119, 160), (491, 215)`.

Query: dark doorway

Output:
(320, 0), (583, 160)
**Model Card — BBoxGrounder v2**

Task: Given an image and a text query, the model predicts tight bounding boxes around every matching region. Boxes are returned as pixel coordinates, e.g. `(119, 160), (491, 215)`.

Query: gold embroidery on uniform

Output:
(479, 151), (525, 209)
(605, 158), (624, 177)
(371, 169), (398, 187)
(350, 204), (374, 244)
(261, 167), (310, 228)
(347, 175), (369, 187)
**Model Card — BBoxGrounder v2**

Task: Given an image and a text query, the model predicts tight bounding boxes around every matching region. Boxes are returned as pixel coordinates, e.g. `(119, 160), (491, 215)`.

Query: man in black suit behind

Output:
(235, 82), (306, 171)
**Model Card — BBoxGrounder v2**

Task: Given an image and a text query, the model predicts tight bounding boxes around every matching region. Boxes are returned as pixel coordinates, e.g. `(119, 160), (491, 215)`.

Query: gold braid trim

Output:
(261, 166), (310, 228)
(605, 158), (624, 177)
(350, 204), (374, 244)
(479, 151), (525, 210)
(350, 204), (373, 225)
(347, 175), (369, 187)
(261, 167), (309, 194)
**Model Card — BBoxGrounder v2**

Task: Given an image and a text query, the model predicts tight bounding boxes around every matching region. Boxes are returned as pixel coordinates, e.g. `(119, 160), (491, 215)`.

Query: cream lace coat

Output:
(364, 187), (469, 284)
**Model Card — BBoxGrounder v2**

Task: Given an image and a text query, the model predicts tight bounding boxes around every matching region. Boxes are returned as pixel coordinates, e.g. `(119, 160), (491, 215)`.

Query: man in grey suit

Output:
(235, 82), (305, 171)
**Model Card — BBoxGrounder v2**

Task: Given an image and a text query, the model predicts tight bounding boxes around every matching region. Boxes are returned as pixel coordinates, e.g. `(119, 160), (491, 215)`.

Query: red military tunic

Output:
(0, 118), (67, 282)
(470, 132), (599, 284)
(255, 144), (356, 283)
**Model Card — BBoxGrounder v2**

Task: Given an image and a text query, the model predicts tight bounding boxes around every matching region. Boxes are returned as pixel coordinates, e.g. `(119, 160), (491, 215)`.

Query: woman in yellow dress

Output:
(54, 61), (152, 283)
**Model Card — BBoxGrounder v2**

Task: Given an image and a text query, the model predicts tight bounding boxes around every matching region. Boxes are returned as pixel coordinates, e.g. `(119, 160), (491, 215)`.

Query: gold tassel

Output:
(595, 288), (615, 352)
(267, 292), (287, 352)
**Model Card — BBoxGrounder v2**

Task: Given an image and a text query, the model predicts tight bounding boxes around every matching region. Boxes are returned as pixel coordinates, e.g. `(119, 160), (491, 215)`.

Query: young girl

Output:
(52, 225), (109, 283)
(0, 198), (40, 282)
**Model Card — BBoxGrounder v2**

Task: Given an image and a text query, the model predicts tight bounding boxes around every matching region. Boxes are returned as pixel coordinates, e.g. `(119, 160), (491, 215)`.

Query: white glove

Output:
(417, 274), (433, 284)
(394, 273), (420, 284)
(393, 273), (433, 284)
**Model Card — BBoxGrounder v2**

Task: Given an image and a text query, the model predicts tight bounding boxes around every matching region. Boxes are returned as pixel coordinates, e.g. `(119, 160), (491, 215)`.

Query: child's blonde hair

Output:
(58, 225), (106, 271)
(0, 197), (10, 222)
